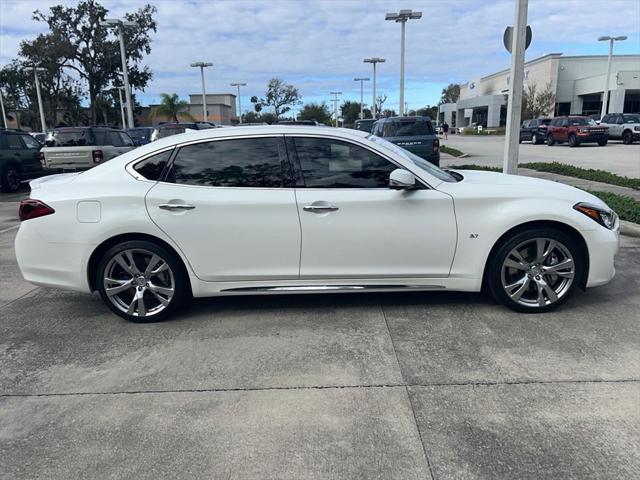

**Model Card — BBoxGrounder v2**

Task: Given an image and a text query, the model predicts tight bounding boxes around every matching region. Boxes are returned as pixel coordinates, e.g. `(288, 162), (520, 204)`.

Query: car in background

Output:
(150, 122), (214, 142)
(519, 118), (551, 144)
(41, 127), (136, 171)
(29, 132), (47, 144)
(126, 127), (154, 146)
(546, 116), (608, 147)
(354, 119), (376, 133)
(275, 120), (319, 126)
(371, 116), (440, 166)
(598, 113), (640, 144)
(0, 128), (44, 192)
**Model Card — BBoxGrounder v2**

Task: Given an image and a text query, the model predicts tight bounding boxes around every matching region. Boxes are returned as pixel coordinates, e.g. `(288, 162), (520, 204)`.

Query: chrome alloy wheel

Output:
(103, 248), (175, 318)
(501, 237), (575, 308)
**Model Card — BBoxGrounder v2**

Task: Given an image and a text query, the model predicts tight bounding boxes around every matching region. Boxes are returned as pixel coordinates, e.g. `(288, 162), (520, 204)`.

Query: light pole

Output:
(364, 57), (385, 118)
(101, 18), (137, 128)
(0, 88), (7, 128)
(598, 35), (627, 118)
(31, 67), (47, 132)
(116, 87), (126, 128)
(354, 77), (370, 120)
(330, 91), (342, 127)
(191, 62), (213, 123)
(385, 9), (421, 116)
(230, 82), (247, 124)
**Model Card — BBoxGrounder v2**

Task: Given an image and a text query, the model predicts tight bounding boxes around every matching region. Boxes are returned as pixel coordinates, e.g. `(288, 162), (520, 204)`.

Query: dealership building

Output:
(439, 53), (640, 128)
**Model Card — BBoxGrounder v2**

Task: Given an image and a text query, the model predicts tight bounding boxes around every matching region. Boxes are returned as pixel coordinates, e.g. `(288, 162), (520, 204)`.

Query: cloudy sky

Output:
(1, 0), (639, 114)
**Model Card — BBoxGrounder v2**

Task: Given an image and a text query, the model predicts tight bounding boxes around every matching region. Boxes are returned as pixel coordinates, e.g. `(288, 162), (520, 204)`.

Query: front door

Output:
(288, 136), (457, 279)
(146, 136), (301, 282)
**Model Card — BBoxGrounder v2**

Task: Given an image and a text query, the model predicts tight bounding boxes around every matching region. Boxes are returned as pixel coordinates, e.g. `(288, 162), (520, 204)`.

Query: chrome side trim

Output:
(220, 284), (446, 293)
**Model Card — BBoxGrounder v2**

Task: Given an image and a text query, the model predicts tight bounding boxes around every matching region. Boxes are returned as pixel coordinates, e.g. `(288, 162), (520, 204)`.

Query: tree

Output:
(151, 93), (192, 123)
(298, 102), (331, 124)
(375, 94), (387, 117)
(382, 109), (397, 118)
(33, 0), (157, 123)
(251, 78), (301, 120)
(440, 83), (460, 104)
(340, 101), (370, 126)
(416, 105), (438, 119)
(521, 82), (555, 119)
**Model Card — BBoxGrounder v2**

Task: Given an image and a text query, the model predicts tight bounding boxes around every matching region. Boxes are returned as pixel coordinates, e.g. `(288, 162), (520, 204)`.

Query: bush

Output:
(448, 164), (501, 172)
(521, 162), (640, 190)
(440, 146), (465, 157)
(584, 190), (640, 224)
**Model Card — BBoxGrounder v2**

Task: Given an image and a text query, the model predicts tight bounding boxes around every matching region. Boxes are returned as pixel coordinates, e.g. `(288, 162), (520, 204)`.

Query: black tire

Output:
(487, 227), (584, 313)
(622, 130), (633, 145)
(96, 240), (190, 322)
(546, 135), (555, 146)
(568, 134), (579, 147)
(531, 133), (539, 144)
(1, 164), (21, 193)
(598, 139), (608, 146)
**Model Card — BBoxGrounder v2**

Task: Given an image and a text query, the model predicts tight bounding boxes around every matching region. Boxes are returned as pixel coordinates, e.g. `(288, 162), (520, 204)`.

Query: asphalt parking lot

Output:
(440, 135), (640, 178)
(1, 193), (639, 479)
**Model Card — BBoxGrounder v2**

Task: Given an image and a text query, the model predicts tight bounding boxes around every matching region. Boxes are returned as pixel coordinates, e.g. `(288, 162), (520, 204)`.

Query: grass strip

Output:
(584, 190), (640, 224)
(440, 145), (466, 157)
(521, 162), (639, 190)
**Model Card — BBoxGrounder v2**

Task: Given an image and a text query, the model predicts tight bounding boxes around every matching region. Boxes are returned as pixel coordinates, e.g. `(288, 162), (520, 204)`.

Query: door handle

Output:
(159, 204), (196, 211)
(303, 204), (339, 213)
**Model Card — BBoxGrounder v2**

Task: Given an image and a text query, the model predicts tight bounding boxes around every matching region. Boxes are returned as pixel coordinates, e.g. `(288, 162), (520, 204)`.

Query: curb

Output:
(620, 220), (640, 238)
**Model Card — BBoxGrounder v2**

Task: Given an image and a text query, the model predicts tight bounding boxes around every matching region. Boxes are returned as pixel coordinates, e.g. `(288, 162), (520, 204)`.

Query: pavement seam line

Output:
(380, 303), (436, 480)
(0, 224), (19, 234)
(0, 286), (40, 310)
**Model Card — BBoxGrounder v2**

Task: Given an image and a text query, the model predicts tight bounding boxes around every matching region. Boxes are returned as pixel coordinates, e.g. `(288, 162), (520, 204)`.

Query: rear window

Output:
(384, 120), (433, 137)
(127, 129), (151, 141)
(47, 129), (95, 147)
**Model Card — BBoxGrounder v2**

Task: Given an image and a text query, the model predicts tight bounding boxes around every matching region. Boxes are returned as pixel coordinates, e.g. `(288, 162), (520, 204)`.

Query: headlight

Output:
(574, 202), (618, 229)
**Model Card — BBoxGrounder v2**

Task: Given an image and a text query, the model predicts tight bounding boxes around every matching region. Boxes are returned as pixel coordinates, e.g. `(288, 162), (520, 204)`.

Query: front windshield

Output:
(569, 118), (596, 126)
(366, 134), (456, 183)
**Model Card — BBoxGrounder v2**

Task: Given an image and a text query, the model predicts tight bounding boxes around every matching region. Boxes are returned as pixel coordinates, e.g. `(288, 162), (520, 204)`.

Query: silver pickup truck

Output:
(41, 127), (136, 170)
(598, 113), (640, 144)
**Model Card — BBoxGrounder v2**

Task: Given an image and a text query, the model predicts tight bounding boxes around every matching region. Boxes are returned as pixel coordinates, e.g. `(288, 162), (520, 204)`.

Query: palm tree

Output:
(151, 93), (193, 123)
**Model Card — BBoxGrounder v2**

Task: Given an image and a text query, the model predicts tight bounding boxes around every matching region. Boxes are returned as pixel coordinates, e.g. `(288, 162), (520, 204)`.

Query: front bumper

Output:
(583, 222), (619, 288)
(576, 133), (608, 143)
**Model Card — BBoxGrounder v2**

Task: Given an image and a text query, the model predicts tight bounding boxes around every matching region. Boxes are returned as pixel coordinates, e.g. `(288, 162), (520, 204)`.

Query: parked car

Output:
(546, 116), (608, 147)
(29, 132), (47, 144)
(371, 116), (440, 166)
(16, 126), (619, 322)
(598, 113), (640, 144)
(354, 119), (376, 133)
(150, 122), (214, 142)
(0, 128), (44, 192)
(275, 120), (319, 126)
(126, 127), (154, 146)
(41, 127), (136, 171)
(519, 118), (551, 144)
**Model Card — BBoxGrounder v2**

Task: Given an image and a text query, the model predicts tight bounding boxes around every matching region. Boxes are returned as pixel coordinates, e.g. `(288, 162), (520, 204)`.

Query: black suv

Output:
(371, 116), (440, 166)
(0, 128), (44, 192)
(519, 118), (551, 144)
(354, 119), (376, 133)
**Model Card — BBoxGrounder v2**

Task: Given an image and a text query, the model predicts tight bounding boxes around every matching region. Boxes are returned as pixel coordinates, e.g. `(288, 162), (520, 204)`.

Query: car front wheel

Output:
(488, 228), (583, 313)
(622, 130), (632, 144)
(96, 240), (189, 322)
(546, 135), (555, 146)
(1, 165), (21, 192)
(531, 133), (539, 144)
(568, 134), (579, 147)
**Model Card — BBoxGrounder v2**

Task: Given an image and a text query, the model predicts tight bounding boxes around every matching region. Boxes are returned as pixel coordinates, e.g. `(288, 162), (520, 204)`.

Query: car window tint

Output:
(393, 120), (432, 136)
(21, 135), (41, 149)
(169, 137), (283, 187)
(108, 131), (123, 146)
(92, 130), (106, 145)
(6, 134), (23, 149)
(119, 132), (134, 146)
(293, 137), (396, 188)
(134, 149), (173, 181)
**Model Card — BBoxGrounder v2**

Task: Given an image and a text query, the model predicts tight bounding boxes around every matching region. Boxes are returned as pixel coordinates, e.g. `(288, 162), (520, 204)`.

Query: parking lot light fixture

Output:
(330, 91), (342, 127)
(385, 9), (422, 116)
(598, 35), (627, 118)
(230, 83), (247, 124)
(364, 57), (385, 118)
(354, 78), (370, 120)
(101, 18), (138, 128)
(191, 62), (214, 123)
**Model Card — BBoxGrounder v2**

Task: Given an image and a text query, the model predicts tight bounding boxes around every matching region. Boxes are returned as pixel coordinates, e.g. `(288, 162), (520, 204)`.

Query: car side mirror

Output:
(389, 169), (416, 190)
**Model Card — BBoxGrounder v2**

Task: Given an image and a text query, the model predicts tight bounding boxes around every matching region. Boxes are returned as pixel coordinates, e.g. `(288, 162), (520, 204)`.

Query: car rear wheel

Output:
(546, 135), (555, 146)
(1, 165), (21, 193)
(622, 130), (633, 144)
(568, 134), (579, 147)
(96, 240), (189, 322)
(487, 228), (583, 313)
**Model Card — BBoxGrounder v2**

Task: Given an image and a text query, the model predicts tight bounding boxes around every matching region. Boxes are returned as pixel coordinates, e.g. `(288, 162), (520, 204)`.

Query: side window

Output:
(168, 137), (283, 188)
(133, 149), (173, 181)
(561, 118), (568, 127)
(21, 135), (41, 149)
(6, 134), (23, 149)
(108, 131), (124, 147)
(382, 123), (396, 137)
(91, 130), (105, 145)
(616, 116), (624, 125)
(293, 137), (396, 188)
(601, 115), (610, 124)
(522, 120), (530, 128)
(119, 132), (134, 146)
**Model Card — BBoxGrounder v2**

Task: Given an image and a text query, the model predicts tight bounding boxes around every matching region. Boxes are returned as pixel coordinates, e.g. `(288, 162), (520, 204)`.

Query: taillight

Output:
(432, 137), (440, 153)
(92, 149), (104, 164)
(39, 151), (45, 167)
(19, 199), (55, 221)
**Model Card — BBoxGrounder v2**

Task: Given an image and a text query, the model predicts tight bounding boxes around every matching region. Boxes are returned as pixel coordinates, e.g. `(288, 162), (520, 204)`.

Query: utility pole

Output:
(117, 87), (126, 128)
(191, 62), (213, 122)
(330, 91), (342, 127)
(598, 35), (627, 118)
(364, 57), (385, 118)
(32, 67), (47, 132)
(385, 9), (422, 116)
(354, 78), (370, 119)
(502, 0), (528, 175)
(230, 83), (247, 124)
(0, 88), (7, 128)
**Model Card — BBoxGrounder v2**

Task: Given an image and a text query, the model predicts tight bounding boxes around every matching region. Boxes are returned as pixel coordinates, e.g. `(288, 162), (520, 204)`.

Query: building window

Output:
(555, 102), (571, 116)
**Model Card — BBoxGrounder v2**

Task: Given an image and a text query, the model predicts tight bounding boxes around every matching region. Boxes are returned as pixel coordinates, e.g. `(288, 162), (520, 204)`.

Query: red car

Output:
(546, 116), (608, 147)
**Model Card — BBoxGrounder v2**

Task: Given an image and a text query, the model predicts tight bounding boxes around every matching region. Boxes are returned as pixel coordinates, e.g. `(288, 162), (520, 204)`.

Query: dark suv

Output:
(371, 116), (440, 166)
(0, 129), (44, 192)
(546, 116), (608, 147)
(519, 118), (551, 144)
(354, 119), (376, 133)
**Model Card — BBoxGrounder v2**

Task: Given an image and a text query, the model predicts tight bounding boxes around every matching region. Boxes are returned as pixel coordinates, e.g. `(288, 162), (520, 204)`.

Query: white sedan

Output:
(15, 126), (619, 322)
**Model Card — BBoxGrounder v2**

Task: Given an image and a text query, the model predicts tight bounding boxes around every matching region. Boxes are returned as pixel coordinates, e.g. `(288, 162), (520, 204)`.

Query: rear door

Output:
(145, 135), (301, 281)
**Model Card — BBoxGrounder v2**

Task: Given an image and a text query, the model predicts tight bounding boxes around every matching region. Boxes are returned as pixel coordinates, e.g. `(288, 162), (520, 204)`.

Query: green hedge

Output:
(585, 190), (640, 224)
(448, 164), (501, 172)
(440, 146), (465, 157)
(521, 162), (640, 190)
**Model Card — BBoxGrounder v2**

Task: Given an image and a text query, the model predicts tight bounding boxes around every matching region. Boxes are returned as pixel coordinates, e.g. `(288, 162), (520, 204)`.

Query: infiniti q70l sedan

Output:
(15, 126), (619, 322)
